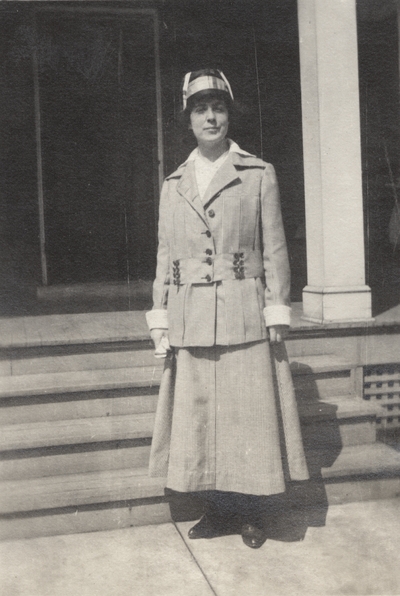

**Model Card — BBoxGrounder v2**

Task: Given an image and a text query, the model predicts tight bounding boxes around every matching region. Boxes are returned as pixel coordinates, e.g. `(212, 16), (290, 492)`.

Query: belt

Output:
(171, 250), (264, 285)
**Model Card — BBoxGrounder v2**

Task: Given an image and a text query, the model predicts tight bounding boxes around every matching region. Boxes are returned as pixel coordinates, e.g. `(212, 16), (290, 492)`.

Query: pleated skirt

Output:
(149, 339), (309, 496)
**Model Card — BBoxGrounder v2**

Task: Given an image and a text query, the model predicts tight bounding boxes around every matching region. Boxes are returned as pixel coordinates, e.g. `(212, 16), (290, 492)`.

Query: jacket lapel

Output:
(176, 161), (208, 225)
(175, 151), (257, 218)
(201, 154), (241, 206)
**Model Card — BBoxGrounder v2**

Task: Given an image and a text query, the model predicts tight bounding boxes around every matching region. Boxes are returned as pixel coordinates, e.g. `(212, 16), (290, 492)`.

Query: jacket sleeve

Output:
(145, 180), (170, 331)
(260, 164), (291, 327)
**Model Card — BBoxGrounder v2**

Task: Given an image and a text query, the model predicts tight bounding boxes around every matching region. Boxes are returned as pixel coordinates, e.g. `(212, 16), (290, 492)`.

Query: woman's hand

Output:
(268, 325), (289, 344)
(150, 328), (169, 350)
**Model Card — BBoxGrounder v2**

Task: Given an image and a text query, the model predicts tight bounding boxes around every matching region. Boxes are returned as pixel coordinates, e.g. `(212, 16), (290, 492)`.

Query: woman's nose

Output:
(206, 108), (216, 121)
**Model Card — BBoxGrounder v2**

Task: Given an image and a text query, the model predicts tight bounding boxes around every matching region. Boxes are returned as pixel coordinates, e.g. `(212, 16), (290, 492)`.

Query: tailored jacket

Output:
(151, 146), (291, 347)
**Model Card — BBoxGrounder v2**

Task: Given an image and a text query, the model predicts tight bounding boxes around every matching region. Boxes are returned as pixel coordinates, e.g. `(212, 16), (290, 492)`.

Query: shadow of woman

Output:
(265, 358), (343, 542)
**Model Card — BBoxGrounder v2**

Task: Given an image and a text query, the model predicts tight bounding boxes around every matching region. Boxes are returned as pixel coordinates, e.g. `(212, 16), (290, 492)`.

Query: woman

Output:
(146, 69), (309, 548)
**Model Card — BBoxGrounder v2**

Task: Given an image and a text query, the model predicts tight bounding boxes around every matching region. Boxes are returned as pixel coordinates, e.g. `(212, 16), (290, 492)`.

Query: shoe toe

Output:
(241, 523), (267, 549)
(188, 523), (205, 539)
(188, 515), (218, 539)
(188, 513), (241, 540)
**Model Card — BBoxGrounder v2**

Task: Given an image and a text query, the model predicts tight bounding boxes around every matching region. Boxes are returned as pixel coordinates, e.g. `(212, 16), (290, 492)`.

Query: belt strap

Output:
(171, 250), (263, 285)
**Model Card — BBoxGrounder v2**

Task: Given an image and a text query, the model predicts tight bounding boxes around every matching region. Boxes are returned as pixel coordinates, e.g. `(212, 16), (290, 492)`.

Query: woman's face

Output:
(189, 98), (229, 146)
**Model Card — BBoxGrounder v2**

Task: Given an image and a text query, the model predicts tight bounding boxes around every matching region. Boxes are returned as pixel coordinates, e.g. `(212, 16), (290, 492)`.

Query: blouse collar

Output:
(182, 139), (253, 165)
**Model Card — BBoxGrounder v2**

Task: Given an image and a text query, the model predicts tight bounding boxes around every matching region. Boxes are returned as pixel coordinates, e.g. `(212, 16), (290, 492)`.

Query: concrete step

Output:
(322, 442), (400, 505)
(0, 348), (389, 544)
(0, 365), (164, 399)
(1, 442), (399, 541)
(299, 397), (380, 446)
(0, 444), (151, 481)
(0, 353), (352, 401)
(0, 500), (171, 542)
(1, 394), (377, 454)
(312, 439), (400, 497)
(0, 312), (150, 350)
(294, 374), (353, 400)
(321, 441), (400, 481)
(291, 355), (355, 400)
(299, 396), (379, 419)
(282, 442), (400, 517)
(0, 467), (165, 514)
(0, 390), (158, 425)
(0, 397), (379, 487)
(0, 348), (157, 378)
(0, 413), (155, 451)
(289, 354), (356, 375)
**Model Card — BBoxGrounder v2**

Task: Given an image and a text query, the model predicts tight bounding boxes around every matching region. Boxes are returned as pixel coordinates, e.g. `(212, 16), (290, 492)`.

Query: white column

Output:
(297, 0), (373, 323)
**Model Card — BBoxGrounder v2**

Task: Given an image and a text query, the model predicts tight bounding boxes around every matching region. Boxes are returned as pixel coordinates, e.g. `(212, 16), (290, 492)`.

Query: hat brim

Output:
(185, 89), (232, 111)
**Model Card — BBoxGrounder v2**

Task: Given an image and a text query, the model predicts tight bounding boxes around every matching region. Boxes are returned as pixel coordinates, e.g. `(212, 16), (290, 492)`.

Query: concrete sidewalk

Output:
(1, 499), (399, 596)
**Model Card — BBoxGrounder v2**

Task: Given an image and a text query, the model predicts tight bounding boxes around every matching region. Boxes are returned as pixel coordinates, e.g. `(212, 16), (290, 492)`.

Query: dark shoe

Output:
(188, 512), (240, 539)
(241, 522), (268, 549)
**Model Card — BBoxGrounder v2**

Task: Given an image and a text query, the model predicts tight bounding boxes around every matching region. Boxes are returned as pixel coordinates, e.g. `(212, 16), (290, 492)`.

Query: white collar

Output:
(183, 139), (253, 165)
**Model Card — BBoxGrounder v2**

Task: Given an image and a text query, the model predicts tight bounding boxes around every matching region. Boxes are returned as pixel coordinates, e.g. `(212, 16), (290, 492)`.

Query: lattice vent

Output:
(364, 364), (400, 428)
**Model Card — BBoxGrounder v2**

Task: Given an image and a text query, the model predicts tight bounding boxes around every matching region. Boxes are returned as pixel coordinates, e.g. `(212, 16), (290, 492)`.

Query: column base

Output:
(302, 285), (373, 324)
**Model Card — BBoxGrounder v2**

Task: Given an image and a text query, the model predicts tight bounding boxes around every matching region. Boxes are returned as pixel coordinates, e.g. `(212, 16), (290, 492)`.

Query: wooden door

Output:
(35, 9), (161, 286)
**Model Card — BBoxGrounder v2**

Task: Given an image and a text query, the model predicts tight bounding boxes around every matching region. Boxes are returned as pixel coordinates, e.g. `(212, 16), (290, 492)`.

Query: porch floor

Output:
(1, 303), (400, 349)
(1, 498), (399, 596)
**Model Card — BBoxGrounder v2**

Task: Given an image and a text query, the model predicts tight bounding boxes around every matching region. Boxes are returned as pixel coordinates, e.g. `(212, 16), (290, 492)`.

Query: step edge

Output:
(0, 367), (163, 399)
(289, 355), (357, 375)
(0, 413), (156, 451)
(320, 443), (400, 480)
(0, 468), (166, 514)
(299, 398), (381, 420)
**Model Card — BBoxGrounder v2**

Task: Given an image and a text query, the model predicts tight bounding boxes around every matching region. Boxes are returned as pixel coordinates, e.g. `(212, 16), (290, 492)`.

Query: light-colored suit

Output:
(148, 145), (310, 492)
(151, 147), (291, 347)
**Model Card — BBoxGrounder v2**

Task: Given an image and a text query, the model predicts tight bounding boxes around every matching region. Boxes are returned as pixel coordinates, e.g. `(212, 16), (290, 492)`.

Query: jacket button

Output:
(208, 209), (215, 218)
(205, 275), (211, 282)
(205, 257), (212, 265)
(205, 230), (211, 238)
(205, 249), (212, 255)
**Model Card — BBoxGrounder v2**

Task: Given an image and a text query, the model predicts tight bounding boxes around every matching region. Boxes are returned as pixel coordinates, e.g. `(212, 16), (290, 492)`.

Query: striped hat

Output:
(182, 69), (234, 110)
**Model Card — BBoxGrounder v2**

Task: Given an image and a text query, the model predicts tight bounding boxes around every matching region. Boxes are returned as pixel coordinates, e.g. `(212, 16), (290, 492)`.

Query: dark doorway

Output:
(36, 9), (159, 286)
(358, 6), (400, 316)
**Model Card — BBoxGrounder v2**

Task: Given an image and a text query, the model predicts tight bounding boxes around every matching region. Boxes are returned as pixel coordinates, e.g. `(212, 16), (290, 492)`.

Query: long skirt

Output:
(149, 339), (309, 496)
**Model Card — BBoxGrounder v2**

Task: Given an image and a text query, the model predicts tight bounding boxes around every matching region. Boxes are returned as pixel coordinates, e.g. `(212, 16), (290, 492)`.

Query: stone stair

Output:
(291, 354), (378, 447)
(290, 354), (400, 506)
(0, 313), (399, 540)
(0, 336), (168, 540)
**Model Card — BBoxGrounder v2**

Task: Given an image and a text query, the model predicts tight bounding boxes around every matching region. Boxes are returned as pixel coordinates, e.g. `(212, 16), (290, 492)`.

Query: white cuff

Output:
(263, 305), (291, 327)
(145, 309), (169, 330)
